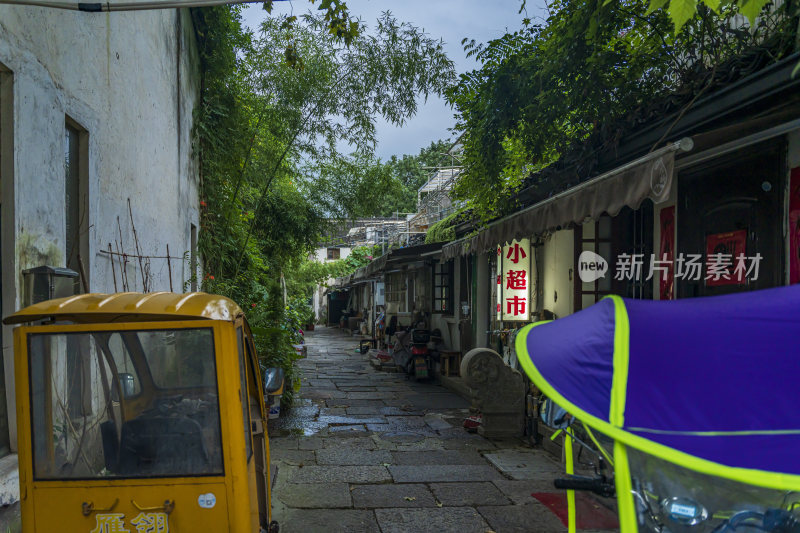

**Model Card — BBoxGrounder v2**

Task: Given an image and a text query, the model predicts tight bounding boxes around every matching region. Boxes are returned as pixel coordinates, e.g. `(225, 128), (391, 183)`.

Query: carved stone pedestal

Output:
(460, 348), (526, 439)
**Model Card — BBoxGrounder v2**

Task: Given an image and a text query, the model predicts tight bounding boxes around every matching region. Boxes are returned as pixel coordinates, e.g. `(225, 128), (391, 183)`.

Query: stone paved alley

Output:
(268, 327), (618, 533)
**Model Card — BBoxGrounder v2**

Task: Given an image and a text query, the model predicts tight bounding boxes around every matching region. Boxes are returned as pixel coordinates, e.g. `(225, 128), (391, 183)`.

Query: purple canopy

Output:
(515, 285), (800, 484)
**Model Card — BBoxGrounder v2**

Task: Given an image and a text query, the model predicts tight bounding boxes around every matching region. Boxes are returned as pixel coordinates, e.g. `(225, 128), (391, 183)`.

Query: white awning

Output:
(442, 139), (692, 260)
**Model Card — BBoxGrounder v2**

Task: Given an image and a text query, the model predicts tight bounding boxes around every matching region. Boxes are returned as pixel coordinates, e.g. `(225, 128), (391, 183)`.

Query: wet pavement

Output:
(268, 326), (619, 533)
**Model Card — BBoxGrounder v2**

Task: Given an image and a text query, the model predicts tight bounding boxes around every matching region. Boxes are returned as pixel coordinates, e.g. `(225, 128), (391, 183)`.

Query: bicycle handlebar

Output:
(554, 476), (615, 497)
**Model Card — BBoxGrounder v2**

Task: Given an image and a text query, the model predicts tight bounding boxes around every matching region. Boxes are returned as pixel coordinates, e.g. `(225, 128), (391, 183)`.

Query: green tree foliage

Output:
(521, 0), (789, 35)
(448, 0), (798, 222)
(302, 152), (401, 220)
(377, 139), (457, 215)
(425, 208), (467, 244)
(192, 6), (454, 403)
(285, 244), (382, 297)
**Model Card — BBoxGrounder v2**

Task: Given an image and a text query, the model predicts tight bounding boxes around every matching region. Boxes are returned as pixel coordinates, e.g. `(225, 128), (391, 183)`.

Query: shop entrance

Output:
(327, 289), (350, 326)
(677, 140), (785, 298)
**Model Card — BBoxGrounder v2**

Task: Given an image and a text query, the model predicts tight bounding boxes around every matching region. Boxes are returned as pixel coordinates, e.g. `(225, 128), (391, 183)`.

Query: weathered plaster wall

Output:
(0, 6), (201, 452)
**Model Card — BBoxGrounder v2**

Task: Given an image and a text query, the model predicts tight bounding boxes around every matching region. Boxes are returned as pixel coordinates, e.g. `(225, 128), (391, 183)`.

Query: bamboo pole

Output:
(127, 199), (147, 291)
(166, 244), (173, 293)
(108, 243), (118, 292)
(77, 254), (90, 293)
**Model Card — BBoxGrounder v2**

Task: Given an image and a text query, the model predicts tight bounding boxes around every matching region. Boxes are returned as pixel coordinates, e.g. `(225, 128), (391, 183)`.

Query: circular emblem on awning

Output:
(650, 158), (668, 198)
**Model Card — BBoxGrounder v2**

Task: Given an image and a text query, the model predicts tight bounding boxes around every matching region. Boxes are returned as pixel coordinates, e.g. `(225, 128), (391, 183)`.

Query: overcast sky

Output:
(241, 0), (542, 161)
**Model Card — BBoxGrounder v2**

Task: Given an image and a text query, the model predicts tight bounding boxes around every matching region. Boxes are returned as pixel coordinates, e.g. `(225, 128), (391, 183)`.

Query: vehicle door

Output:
(244, 325), (270, 527)
(17, 321), (230, 533)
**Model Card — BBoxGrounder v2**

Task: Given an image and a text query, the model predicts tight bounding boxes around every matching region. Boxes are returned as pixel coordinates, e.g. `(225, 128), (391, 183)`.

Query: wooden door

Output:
(677, 140), (785, 298)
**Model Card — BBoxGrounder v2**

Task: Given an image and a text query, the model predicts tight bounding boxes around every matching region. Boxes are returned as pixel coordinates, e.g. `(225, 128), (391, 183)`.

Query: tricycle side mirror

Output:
(540, 398), (573, 430)
(111, 373), (137, 401)
(264, 367), (285, 396)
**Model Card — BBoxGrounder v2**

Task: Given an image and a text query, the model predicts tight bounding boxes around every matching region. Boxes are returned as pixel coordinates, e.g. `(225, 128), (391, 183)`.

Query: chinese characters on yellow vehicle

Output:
(90, 512), (169, 533)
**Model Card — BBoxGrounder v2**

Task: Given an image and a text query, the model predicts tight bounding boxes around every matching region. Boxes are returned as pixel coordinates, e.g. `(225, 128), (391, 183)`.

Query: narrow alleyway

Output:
(268, 327), (618, 533)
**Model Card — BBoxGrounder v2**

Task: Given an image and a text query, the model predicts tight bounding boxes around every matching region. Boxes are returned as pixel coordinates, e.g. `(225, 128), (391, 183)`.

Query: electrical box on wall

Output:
(22, 266), (79, 307)
(375, 282), (385, 306)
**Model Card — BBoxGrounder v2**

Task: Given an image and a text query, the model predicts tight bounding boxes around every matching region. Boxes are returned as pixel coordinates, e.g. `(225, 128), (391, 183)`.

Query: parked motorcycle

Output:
(391, 322), (436, 381)
(409, 327), (433, 380)
(515, 286), (800, 532)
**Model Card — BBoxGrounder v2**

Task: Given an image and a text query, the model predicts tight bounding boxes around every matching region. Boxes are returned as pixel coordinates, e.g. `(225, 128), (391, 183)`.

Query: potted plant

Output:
(305, 307), (315, 331)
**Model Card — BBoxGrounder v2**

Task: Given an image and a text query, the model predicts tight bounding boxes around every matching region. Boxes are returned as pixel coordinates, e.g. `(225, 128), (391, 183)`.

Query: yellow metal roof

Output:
(2, 292), (244, 325)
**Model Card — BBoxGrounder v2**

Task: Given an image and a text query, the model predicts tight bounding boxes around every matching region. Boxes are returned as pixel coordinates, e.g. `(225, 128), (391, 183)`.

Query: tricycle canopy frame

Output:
(514, 286), (800, 528)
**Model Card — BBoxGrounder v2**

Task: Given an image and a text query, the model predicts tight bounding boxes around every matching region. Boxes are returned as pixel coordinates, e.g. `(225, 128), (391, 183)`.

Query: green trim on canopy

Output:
(608, 295), (630, 427)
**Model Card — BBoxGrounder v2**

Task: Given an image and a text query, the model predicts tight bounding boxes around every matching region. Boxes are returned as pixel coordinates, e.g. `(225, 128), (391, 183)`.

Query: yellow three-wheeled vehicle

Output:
(3, 292), (282, 533)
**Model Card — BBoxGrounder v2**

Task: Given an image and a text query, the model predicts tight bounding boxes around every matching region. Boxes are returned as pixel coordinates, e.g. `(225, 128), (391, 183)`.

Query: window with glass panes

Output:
(432, 260), (453, 314)
(575, 216), (613, 310)
(385, 272), (406, 312)
(65, 123), (80, 280)
(65, 120), (90, 418)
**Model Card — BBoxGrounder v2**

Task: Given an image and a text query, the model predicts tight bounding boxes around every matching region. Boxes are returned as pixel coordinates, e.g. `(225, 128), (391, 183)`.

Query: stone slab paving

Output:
(271, 448), (316, 464)
(288, 465), (393, 484)
(390, 449), (487, 465)
(493, 479), (568, 504)
(269, 326), (619, 532)
(374, 508), (490, 533)
(388, 464), (505, 483)
(316, 448), (393, 465)
(478, 504), (570, 532)
(430, 482), (511, 506)
(351, 483), (438, 508)
(277, 509), (381, 533)
(276, 482), (352, 508)
(484, 449), (564, 480)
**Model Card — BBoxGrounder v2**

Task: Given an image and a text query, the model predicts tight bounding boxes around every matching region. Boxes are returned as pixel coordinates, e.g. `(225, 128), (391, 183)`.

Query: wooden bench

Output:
(439, 350), (462, 377)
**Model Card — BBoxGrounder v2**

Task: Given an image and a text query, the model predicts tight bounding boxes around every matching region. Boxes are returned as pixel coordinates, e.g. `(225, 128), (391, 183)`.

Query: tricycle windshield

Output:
(628, 448), (799, 532)
(28, 327), (223, 480)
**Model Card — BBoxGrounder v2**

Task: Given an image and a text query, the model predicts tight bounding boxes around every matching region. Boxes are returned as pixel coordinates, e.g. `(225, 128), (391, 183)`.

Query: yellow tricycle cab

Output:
(3, 292), (281, 533)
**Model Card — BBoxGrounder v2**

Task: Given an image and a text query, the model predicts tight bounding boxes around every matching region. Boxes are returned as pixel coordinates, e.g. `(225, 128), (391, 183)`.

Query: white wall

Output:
(474, 253), (489, 348)
(311, 246), (353, 319)
(313, 246), (352, 263)
(0, 6), (200, 452)
(540, 229), (574, 318)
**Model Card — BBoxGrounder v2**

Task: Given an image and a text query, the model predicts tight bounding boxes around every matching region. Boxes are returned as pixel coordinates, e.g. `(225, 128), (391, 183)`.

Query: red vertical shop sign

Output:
(790, 168), (800, 285)
(705, 229), (747, 286)
(496, 246), (503, 319)
(659, 206), (675, 300)
(502, 239), (531, 321)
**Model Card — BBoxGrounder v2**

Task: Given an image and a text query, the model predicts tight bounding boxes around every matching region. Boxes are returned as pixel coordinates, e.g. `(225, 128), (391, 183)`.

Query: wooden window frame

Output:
(574, 216), (615, 311)
(432, 260), (453, 315)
